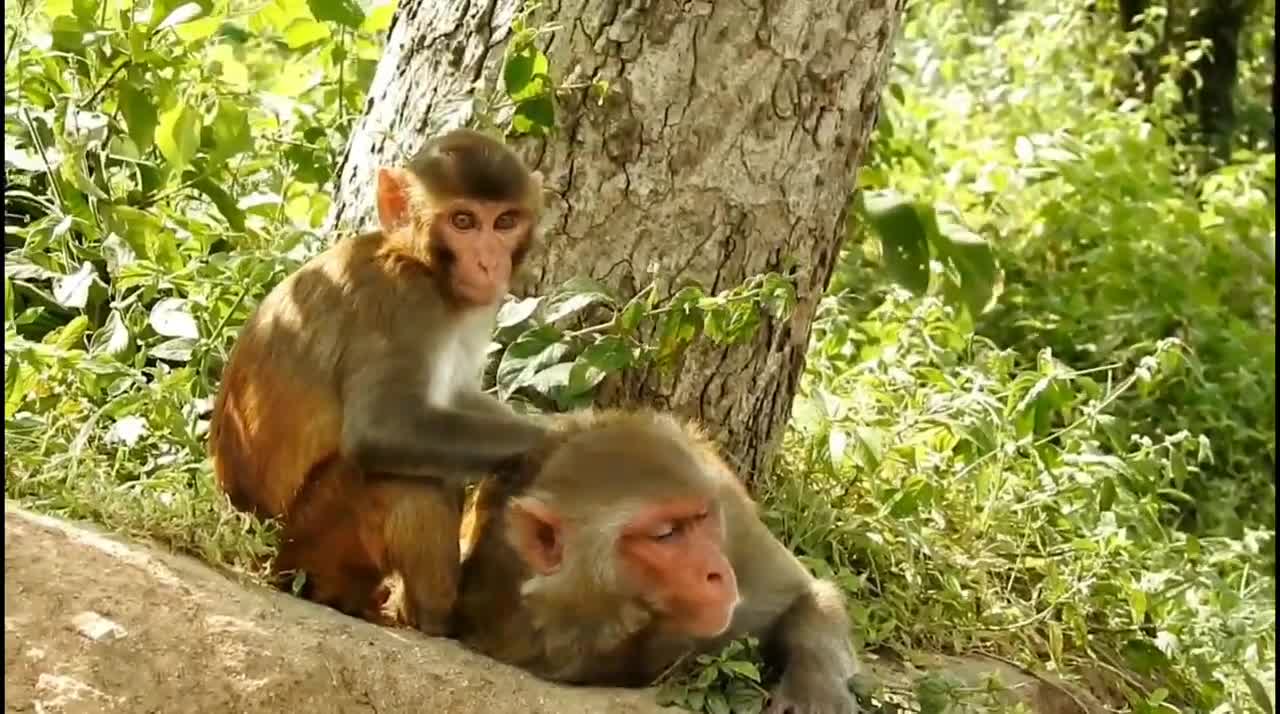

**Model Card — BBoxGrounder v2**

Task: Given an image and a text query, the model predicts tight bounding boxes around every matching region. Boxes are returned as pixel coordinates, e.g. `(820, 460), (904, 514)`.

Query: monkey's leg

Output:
(279, 465), (401, 626)
(374, 479), (464, 636)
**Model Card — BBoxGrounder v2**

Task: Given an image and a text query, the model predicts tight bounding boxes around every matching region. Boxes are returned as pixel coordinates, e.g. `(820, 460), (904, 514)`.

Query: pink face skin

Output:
(620, 498), (741, 638)
(434, 200), (533, 307)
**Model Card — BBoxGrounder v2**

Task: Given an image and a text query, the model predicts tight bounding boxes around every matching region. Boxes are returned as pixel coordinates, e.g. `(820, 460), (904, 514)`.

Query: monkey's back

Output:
(209, 233), (398, 520)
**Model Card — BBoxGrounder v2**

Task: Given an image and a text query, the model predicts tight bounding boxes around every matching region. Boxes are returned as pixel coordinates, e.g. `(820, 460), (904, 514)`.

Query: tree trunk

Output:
(1178, 0), (1253, 155)
(326, 0), (904, 482)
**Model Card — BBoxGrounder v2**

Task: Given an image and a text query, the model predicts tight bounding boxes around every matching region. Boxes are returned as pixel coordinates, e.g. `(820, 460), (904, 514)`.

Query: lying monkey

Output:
(456, 409), (860, 714)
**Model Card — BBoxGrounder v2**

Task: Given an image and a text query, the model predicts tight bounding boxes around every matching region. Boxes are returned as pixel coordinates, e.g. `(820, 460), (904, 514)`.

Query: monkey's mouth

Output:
(682, 605), (736, 639)
(454, 280), (504, 306)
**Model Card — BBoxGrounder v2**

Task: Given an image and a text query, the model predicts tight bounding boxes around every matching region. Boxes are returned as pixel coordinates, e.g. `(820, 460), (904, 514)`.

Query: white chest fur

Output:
(423, 304), (498, 407)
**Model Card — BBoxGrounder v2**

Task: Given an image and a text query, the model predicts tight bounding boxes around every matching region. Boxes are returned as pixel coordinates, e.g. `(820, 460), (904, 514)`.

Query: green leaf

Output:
(149, 298), (200, 339)
(1126, 587), (1147, 624)
(1097, 477), (1117, 511)
(544, 278), (613, 322)
(655, 307), (699, 364)
(496, 325), (569, 400)
(154, 2), (203, 31)
(568, 336), (634, 395)
(173, 15), (222, 42)
(861, 190), (931, 295)
(496, 296), (544, 328)
(90, 310), (133, 360)
(156, 103), (202, 173)
(719, 660), (761, 683)
(192, 177), (246, 232)
(706, 691), (730, 714)
(361, 1), (395, 32)
(4, 277), (15, 323)
(150, 337), (196, 362)
(207, 100), (253, 168)
(5, 359), (38, 419)
(307, 0), (365, 29)
(283, 18), (331, 48)
(52, 262), (97, 310)
(932, 218), (999, 317)
(46, 315), (90, 350)
(511, 96), (555, 136)
(617, 290), (653, 334)
(102, 205), (164, 263)
(528, 362), (574, 396)
(1242, 670), (1275, 714)
(119, 81), (159, 151)
(50, 15), (85, 51)
(504, 48), (549, 101)
(1121, 638), (1168, 676)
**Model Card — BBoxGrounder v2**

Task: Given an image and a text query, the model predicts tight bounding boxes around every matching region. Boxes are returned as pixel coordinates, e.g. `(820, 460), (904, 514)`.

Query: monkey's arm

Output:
(453, 389), (535, 419)
(727, 498), (859, 714)
(340, 360), (549, 479)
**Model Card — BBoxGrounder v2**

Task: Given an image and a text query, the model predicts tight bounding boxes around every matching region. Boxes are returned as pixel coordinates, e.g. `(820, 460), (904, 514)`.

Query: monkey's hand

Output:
(765, 667), (859, 714)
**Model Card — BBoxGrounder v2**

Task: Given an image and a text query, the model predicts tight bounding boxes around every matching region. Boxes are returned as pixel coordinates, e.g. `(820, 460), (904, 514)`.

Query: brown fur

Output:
(211, 233), (462, 630)
(209, 129), (545, 632)
(453, 409), (860, 714)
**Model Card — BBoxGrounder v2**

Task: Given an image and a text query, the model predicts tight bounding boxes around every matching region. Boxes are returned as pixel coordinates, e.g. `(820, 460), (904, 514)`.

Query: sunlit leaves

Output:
(862, 190), (931, 294)
(52, 262), (99, 310)
(154, 2), (204, 32)
(489, 273), (798, 410)
(306, 0), (365, 29)
(118, 81), (159, 150)
(657, 639), (767, 714)
(496, 325), (569, 400)
(207, 100), (254, 167)
(859, 190), (999, 318)
(503, 6), (557, 136)
(155, 103), (202, 173)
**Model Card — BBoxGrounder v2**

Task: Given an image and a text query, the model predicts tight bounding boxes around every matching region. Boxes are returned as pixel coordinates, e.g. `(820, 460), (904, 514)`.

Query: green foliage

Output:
(657, 639), (769, 714)
(491, 273), (797, 411)
(4, 0), (393, 568)
(856, 189), (1001, 319)
(781, 291), (1273, 713)
(855, 1), (1276, 535)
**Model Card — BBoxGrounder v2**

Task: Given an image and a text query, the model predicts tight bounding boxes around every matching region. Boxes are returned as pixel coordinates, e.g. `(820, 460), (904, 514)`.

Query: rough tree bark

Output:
(326, 0), (904, 482)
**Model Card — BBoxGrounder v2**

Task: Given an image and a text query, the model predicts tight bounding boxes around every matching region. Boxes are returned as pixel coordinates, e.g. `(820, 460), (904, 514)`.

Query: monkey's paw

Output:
(765, 675), (859, 714)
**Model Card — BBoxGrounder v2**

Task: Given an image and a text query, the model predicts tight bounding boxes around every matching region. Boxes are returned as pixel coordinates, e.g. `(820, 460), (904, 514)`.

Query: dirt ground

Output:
(4, 501), (1109, 714)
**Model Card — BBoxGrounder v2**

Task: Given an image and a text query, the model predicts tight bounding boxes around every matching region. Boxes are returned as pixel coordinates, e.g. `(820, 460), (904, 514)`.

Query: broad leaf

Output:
(149, 298), (200, 339)
(156, 103), (201, 173)
(118, 80), (159, 150)
(495, 325), (568, 399)
(496, 296), (543, 328)
(861, 190), (930, 295)
(307, 0), (365, 29)
(52, 262), (97, 309)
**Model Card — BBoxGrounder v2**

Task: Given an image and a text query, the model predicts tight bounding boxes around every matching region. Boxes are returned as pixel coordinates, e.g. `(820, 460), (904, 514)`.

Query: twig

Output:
(81, 59), (132, 109)
(971, 650), (1095, 714)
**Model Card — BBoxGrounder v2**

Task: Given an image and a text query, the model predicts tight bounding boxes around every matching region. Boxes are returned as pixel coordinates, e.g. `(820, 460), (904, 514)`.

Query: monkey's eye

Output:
(450, 211), (477, 230)
(494, 211), (519, 231)
(651, 524), (678, 542)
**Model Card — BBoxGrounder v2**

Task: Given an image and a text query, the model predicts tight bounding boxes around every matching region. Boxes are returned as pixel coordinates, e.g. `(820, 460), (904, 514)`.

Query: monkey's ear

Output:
(376, 167), (420, 233)
(506, 496), (563, 575)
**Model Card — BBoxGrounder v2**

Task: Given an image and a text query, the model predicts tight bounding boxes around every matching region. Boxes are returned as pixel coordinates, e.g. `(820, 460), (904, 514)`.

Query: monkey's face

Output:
(618, 497), (740, 639)
(429, 199), (534, 306)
